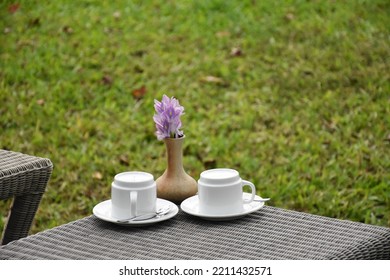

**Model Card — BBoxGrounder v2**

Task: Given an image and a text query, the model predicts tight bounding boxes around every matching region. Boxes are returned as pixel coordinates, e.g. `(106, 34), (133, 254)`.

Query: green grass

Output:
(0, 0), (389, 235)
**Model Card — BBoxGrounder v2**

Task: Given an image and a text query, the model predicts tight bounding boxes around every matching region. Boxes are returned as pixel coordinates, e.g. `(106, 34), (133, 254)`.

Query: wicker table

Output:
(0, 205), (389, 259)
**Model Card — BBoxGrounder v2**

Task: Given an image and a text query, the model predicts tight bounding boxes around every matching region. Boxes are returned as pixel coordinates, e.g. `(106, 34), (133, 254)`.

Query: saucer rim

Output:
(93, 198), (179, 226)
(180, 193), (265, 220)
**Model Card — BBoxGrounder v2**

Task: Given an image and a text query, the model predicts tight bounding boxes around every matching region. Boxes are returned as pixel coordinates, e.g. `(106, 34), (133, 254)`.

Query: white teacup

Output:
(198, 168), (256, 215)
(111, 171), (157, 220)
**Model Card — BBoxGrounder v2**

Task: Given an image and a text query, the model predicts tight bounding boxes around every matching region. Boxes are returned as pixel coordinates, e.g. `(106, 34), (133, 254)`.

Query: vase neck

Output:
(164, 137), (185, 175)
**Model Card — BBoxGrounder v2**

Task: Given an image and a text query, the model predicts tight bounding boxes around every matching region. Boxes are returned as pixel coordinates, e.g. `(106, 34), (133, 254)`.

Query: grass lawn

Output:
(0, 0), (389, 235)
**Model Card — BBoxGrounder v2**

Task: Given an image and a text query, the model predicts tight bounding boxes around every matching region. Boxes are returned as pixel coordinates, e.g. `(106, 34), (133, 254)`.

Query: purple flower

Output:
(153, 95), (184, 140)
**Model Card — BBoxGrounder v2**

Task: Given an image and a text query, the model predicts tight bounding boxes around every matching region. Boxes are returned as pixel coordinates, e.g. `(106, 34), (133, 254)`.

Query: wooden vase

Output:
(156, 136), (197, 203)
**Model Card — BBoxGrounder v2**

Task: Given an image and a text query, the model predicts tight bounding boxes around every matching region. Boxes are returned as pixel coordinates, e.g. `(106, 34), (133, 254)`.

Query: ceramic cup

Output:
(198, 168), (256, 215)
(111, 171), (157, 220)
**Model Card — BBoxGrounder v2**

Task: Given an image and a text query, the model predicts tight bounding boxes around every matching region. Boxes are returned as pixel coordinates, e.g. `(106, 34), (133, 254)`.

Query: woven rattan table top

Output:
(0, 206), (389, 260)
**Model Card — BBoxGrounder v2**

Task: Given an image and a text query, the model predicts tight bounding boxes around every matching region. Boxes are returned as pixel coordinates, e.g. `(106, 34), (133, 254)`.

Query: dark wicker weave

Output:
(0, 149), (53, 245)
(0, 206), (388, 259)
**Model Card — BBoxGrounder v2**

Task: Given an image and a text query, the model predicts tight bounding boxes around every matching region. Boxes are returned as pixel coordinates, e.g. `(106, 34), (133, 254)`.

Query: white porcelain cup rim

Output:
(113, 171), (155, 189)
(199, 168), (241, 186)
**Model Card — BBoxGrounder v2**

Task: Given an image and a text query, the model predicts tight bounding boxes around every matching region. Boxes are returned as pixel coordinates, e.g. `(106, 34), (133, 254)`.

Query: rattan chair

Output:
(0, 149), (53, 245)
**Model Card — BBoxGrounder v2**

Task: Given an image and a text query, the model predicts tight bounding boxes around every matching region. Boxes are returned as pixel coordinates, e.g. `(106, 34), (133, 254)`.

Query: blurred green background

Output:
(0, 0), (389, 234)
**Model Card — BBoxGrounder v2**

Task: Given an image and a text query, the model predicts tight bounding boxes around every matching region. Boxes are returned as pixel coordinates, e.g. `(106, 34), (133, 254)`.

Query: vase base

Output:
(156, 175), (198, 204)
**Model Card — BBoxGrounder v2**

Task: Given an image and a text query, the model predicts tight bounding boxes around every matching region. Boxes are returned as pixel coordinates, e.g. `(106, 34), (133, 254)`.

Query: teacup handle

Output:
(129, 191), (137, 217)
(242, 180), (256, 204)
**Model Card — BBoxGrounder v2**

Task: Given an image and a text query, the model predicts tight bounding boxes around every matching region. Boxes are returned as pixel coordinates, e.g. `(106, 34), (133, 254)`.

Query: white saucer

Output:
(180, 193), (265, 221)
(93, 198), (178, 226)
